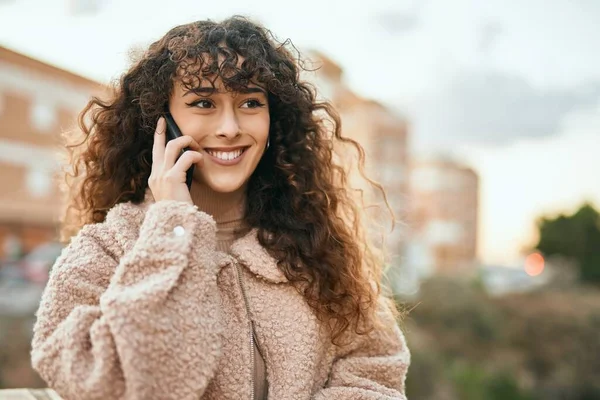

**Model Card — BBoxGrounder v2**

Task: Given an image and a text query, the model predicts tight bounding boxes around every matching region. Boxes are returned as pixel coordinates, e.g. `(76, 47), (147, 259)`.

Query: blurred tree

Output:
(487, 371), (535, 400)
(404, 277), (600, 399)
(535, 203), (600, 284)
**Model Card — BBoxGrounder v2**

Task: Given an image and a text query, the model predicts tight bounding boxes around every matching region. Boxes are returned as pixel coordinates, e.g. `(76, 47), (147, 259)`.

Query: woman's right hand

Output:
(149, 117), (204, 204)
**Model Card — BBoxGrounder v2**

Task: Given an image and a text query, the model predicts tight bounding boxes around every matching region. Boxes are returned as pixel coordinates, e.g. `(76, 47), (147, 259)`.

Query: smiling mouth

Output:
(204, 147), (249, 161)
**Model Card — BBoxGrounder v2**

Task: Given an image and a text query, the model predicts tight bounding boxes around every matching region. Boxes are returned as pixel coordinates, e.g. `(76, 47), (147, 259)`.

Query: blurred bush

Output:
(403, 277), (600, 400)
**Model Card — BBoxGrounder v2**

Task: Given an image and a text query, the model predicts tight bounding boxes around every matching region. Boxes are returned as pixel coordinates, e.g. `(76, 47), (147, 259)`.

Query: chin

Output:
(202, 176), (247, 194)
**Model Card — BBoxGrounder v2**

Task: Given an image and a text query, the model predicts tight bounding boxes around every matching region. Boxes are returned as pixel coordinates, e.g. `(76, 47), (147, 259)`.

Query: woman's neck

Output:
(189, 180), (246, 223)
(189, 180), (248, 252)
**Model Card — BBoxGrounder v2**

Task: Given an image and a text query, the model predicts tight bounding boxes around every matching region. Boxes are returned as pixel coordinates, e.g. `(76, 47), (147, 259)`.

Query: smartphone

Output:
(164, 112), (194, 190)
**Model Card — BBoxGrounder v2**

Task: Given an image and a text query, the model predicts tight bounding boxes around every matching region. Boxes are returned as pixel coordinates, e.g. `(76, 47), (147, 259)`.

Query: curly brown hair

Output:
(62, 16), (396, 344)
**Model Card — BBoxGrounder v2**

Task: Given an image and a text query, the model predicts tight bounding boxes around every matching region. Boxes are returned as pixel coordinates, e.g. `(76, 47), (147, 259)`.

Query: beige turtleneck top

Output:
(189, 182), (268, 399)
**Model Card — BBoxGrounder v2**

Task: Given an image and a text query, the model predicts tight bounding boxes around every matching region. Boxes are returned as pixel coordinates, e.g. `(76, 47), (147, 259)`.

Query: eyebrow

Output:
(183, 86), (267, 96)
(239, 87), (268, 95)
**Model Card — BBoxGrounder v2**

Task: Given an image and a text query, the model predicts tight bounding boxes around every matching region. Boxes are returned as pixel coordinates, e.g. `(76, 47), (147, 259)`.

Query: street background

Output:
(0, 1), (599, 399)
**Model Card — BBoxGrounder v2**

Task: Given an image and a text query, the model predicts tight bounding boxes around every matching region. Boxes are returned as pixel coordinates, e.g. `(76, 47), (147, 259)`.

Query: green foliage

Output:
(536, 203), (600, 283)
(403, 277), (600, 400)
(487, 371), (535, 400)
(450, 362), (488, 400)
(404, 350), (445, 398)
(450, 363), (534, 400)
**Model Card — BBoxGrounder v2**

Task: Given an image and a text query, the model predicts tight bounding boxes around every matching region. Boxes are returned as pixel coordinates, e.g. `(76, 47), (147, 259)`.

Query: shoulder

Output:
(104, 199), (147, 233)
(104, 188), (154, 228)
(74, 194), (151, 259)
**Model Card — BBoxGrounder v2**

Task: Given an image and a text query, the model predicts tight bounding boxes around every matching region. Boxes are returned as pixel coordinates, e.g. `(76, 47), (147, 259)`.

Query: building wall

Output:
(408, 158), (479, 274)
(0, 45), (105, 257)
(303, 51), (411, 292)
(301, 50), (479, 287)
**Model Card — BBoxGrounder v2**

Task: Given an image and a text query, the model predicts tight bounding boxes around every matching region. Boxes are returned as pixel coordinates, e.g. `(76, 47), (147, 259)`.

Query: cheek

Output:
(251, 113), (270, 144)
(180, 117), (212, 141)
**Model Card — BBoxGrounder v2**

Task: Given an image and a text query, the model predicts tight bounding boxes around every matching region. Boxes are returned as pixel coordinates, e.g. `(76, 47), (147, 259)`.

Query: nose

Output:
(216, 109), (241, 139)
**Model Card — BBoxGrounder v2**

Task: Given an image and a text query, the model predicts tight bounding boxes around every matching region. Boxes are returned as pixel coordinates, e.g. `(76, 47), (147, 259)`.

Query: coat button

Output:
(173, 225), (185, 237)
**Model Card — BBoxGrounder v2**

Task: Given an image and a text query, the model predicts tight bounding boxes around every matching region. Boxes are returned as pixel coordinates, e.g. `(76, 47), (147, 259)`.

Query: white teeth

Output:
(207, 149), (244, 161)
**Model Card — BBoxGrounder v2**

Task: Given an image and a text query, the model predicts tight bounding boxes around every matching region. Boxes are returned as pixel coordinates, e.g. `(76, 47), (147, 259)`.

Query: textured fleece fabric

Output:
(31, 196), (410, 400)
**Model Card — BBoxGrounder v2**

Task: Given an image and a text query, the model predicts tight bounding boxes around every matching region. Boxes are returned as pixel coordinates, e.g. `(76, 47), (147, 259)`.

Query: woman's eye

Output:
(242, 99), (265, 109)
(186, 99), (214, 108)
(195, 100), (214, 108)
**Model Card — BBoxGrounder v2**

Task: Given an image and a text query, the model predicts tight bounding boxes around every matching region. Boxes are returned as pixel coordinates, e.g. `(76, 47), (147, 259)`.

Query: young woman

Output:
(31, 16), (410, 400)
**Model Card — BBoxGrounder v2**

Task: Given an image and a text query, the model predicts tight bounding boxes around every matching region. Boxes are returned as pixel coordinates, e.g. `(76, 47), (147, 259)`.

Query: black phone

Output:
(164, 112), (194, 190)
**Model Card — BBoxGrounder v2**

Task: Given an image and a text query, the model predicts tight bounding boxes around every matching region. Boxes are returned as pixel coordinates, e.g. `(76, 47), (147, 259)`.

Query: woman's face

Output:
(168, 73), (270, 194)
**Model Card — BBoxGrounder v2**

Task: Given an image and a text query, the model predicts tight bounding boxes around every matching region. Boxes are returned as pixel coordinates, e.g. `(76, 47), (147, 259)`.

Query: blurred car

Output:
(20, 242), (64, 284)
(0, 242), (63, 317)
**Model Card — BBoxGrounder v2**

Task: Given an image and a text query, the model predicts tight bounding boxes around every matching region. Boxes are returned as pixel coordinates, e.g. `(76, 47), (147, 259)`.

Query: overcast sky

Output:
(1, 0), (599, 263)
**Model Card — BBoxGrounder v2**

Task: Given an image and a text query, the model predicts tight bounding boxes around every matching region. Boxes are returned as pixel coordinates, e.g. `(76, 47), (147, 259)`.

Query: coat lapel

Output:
(230, 230), (289, 284)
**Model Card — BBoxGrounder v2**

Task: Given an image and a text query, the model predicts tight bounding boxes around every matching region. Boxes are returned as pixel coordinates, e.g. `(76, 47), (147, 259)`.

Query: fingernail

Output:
(157, 117), (165, 135)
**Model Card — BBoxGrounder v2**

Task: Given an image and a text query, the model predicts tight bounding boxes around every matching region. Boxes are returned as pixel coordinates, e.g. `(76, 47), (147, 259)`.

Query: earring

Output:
(266, 137), (270, 150)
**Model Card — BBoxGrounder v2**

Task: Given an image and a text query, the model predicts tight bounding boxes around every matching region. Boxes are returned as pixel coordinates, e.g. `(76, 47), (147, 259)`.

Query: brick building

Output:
(305, 51), (411, 291)
(0, 45), (104, 259)
(407, 156), (479, 275)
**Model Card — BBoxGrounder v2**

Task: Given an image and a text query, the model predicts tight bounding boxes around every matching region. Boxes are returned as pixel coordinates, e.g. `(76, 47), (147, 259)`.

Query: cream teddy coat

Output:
(31, 195), (410, 400)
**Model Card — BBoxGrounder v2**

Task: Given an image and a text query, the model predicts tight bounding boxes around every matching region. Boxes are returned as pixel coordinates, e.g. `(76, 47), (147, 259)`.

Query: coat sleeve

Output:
(313, 298), (410, 400)
(31, 200), (223, 400)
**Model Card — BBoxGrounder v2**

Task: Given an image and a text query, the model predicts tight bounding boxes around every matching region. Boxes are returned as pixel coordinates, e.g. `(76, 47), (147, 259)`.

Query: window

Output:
(30, 99), (57, 133)
(27, 167), (53, 197)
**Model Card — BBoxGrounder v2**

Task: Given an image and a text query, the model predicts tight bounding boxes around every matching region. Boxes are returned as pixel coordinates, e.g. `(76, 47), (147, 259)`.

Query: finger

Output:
(152, 117), (166, 169)
(164, 135), (201, 168)
(173, 150), (204, 173)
